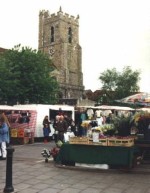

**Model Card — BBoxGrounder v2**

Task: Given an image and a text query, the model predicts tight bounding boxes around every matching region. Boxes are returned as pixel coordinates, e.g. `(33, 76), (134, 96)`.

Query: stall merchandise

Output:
(11, 128), (34, 145)
(68, 136), (134, 147)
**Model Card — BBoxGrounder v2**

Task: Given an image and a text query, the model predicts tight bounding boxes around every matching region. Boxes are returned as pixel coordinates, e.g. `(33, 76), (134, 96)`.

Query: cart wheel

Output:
(45, 158), (48, 163)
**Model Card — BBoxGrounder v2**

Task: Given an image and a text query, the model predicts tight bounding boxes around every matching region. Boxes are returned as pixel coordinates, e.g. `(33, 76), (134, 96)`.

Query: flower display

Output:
(92, 124), (116, 136)
(132, 111), (150, 138)
(81, 120), (91, 128)
(50, 147), (60, 161)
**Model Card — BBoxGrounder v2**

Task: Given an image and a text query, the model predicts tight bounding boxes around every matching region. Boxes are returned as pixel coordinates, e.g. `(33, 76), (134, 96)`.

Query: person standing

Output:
(70, 119), (77, 136)
(80, 109), (88, 136)
(43, 124), (51, 143)
(54, 115), (68, 142)
(53, 115), (60, 143)
(0, 116), (10, 160)
(42, 115), (51, 143)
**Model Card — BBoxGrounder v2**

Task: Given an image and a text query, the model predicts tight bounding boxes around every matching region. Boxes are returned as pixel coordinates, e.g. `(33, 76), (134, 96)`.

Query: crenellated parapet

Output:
(39, 7), (79, 24)
(39, 10), (50, 17)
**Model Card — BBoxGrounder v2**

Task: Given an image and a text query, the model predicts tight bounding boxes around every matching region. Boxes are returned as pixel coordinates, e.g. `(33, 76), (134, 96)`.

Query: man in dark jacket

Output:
(54, 115), (68, 142)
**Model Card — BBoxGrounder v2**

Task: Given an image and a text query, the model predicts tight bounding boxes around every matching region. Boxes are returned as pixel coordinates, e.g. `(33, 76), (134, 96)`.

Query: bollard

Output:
(3, 146), (15, 193)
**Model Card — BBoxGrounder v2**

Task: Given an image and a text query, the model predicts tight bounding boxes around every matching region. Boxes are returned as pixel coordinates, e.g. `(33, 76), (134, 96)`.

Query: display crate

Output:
(99, 138), (108, 146)
(11, 129), (18, 137)
(89, 138), (108, 146)
(69, 137), (89, 144)
(24, 137), (29, 144)
(17, 128), (24, 138)
(107, 137), (134, 147)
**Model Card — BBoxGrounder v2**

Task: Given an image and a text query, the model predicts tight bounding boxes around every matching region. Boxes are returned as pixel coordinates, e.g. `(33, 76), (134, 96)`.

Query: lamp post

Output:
(3, 146), (15, 193)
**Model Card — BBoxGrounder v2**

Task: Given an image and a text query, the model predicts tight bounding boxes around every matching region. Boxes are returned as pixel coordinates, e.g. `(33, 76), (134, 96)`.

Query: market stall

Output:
(0, 104), (75, 144)
(51, 105), (150, 169)
(56, 143), (136, 168)
(133, 110), (150, 161)
(0, 105), (35, 145)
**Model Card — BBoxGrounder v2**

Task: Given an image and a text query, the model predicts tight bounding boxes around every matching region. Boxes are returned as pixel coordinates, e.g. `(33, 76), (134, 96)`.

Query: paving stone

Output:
(80, 187), (101, 193)
(39, 188), (61, 193)
(1, 143), (150, 193)
(59, 188), (81, 193)
(100, 187), (124, 193)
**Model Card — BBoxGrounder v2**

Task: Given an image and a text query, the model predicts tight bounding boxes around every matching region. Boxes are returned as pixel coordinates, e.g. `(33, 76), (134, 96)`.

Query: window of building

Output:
(68, 27), (72, 43)
(51, 26), (54, 43)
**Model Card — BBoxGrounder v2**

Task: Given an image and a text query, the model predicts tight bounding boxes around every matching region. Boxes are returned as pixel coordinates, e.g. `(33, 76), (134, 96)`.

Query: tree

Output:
(99, 68), (118, 91)
(99, 66), (141, 100)
(0, 45), (59, 105)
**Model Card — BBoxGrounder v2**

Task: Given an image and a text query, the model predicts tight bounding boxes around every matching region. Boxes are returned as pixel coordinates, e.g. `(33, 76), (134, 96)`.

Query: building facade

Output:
(38, 7), (84, 102)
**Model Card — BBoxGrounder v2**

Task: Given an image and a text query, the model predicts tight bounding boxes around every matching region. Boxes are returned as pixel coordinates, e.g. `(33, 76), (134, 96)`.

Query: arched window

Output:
(68, 27), (72, 43)
(51, 26), (54, 43)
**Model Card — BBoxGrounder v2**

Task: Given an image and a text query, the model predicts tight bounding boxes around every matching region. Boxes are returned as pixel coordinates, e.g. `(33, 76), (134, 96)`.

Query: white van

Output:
(13, 104), (75, 138)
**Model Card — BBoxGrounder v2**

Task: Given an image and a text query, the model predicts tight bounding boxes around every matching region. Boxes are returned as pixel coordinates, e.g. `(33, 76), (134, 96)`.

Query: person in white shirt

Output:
(95, 110), (103, 126)
(86, 108), (94, 119)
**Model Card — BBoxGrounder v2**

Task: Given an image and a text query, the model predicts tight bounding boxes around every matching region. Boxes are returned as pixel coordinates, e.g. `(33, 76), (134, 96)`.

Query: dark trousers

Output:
(54, 134), (58, 143)
(58, 132), (64, 142)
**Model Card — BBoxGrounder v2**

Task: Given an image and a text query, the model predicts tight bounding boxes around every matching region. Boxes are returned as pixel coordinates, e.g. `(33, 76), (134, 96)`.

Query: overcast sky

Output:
(0, 0), (150, 92)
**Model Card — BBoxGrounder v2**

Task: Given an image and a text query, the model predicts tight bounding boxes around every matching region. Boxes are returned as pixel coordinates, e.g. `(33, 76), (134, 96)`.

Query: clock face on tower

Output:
(49, 47), (55, 56)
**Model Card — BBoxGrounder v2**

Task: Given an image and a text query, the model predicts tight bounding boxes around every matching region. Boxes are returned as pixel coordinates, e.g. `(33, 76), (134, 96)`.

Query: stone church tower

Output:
(38, 7), (84, 103)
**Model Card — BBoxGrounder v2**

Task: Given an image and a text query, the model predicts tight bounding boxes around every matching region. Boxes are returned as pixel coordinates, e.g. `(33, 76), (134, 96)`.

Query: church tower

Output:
(38, 7), (84, 102)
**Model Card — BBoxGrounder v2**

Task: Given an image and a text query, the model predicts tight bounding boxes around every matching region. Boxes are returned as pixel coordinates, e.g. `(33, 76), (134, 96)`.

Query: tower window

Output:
(50, 26), (54, 43)
(68, 27), (72, 43)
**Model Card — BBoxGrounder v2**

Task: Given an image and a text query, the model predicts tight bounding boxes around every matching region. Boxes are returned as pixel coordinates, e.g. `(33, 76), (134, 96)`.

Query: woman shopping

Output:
(42, 115), (51, 143)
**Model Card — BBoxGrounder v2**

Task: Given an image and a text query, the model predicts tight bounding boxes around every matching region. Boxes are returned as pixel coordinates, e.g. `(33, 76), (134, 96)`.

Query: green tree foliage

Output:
(0, 45), (59, 105)
(99, 68), (118, 91)
(99, 66), (140, 100)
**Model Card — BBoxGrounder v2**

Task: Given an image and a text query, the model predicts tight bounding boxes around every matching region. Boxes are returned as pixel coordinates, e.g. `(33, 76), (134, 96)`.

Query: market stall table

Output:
(56, 143), (137, 169)
(135, 140), (150, 161)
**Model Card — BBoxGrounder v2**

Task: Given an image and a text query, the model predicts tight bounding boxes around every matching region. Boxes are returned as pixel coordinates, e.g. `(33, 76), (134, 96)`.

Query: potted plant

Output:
(50, 147), (60, 161)
(50, 140), (63, 161)
(111, 115), (132, 137)
(133, 112), (150, 140)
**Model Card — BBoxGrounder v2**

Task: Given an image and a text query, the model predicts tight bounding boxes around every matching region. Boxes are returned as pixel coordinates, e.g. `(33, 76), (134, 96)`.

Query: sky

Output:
(0, 0), (150, 92)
